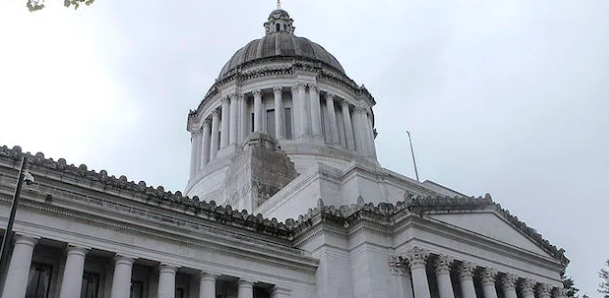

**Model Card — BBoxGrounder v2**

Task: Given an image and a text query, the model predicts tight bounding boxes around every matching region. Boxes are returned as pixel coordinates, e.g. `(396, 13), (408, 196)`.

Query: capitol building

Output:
(0, 4), (570, 298)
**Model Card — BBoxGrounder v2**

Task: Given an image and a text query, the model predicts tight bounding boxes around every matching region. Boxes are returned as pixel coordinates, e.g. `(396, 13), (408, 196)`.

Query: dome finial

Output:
(276, 0), (281, 9)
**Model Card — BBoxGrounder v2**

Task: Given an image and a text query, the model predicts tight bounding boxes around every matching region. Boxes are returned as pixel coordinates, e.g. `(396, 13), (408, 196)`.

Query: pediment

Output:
(428, 212), (552, 258)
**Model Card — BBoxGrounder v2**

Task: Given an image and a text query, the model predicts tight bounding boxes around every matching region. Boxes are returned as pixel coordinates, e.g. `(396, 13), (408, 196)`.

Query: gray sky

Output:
(1, 0), (608, 295)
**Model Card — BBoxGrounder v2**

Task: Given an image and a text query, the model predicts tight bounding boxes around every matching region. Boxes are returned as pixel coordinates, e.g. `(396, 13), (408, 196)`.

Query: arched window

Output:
(284, 24), (287, 30)
(276, 23), (281, 32)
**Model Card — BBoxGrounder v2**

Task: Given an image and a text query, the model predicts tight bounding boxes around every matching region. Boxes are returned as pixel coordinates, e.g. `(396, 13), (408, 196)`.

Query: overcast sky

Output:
(1, 0), (608, 295)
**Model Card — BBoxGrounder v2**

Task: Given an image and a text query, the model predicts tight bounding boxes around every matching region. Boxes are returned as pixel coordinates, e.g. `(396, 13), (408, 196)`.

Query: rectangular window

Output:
(130, 281), (143, 298)
(80, 272), (100, 298)
(26, 263), (53, 298)
(284, 108), (292, 139)
(266, 109), (276, 138)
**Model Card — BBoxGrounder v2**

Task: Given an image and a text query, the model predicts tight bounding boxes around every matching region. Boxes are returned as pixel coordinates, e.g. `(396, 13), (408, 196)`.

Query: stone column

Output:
(458, 261), (477, 298)
(273, 87), (285, 139)
(481, 268), (498, 298)
(201, 120), (211, 167)
(59, 246), (89, 298)
(189, 130), (199, 177)
(297, 83), (310, 137)
(238, 94), (248, 142)
(389, 256), (414, 298)
(229, 94), (238, 145)
(536, 283), (552, 298)
(360, 109), (374, 157)
(199, 273), (218, 298)
(1, 235), (38, 298)
(253, 89), (263, 132)
(308, 85), (322, 138)
(210, 110), (220, 160)
(521, 279), (536, 298)
(351, 106), (367, 155)
(110, 256), (135, 298)
(501, 274), (518, 298)
(237, 279), (254, 298)
(158, 265), (177, 298)
(367, 113), (377, 157)
(434, 255), (455, 298)
(290, 86), (300, 137)
(404, 247), (431, 298)
(270, 286), (291, 298)
(325, 93), (339, 144)
(341, 101), (355, 150)
(220, 97), (230, 148)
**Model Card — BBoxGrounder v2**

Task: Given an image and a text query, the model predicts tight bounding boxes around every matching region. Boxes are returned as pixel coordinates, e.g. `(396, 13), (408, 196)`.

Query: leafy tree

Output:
(600, 259), (609, 298)
(26, 0), (94, 11)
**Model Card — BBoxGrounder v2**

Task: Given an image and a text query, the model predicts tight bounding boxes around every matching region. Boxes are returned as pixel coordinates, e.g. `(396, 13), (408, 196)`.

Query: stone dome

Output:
(218, 9), (345, 78)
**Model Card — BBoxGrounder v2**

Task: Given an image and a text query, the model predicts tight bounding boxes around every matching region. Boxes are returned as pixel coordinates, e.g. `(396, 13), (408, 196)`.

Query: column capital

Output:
(296, 83), (307, 90)
(404, 246), (429, 269)
(199, 272), (220, 281)
(308, 84), (319, 92)
(535, 283), (552, 298)
(481, 267), (498, 286)
(388, 256), (408, 276)
(113, 255), (136, 266)
(14, 235), (39, 247)
(159, 264), (178, 275)
(325, 92), (335, 100)
(212, 109), (220, 116)
(501, 273), (519, 291)
(434, 255), (454, 275)
(273, 86), (283, 93)
(238, 279), (255, 287)
(520, 278), (536, 296)
(65, 245), (89, 257)
(458, 261), (477, 280)
(252, 89), (263, 97)
(203, 118), (212, 126)
(340, 100), (351, 108)
(221, 96), (230, 104)
(229, 92), (239, 100)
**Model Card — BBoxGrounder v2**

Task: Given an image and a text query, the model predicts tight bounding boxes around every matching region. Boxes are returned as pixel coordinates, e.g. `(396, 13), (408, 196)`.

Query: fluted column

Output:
(536, 283), (552, 298)
(325, 93), (339, 144)
(1, 235), (38, 298)
(352, 106), (367, 155)
(239, 94), (248, 141)
(59, 246), (89, 298)
(309, 85), (322, 138)
(290, 86), (300, 137)
(481, 268), (498, 298)
(341, 101), (355, 150)
(458, 261), (477, 298)
(501, 274), (518, 298)
(110, 256), (135, 298)
(367, 113), (377, 157)
(229, 94), (238, 145)
(220, 97), (230, 148)
(158, 265), (177, 298)
(389, 256), (414, 298)
(253, 89), (263, 132)
(273, 87), (285, 139)
(201, 120), (211, 167)
(521, 279), (536, 298)
(238, 279), (254, 298)
(405, 247), (431, 298)
(210, 110), (220, 160)
(434, 255), (455, 298)
(296, 83), (310, 137)
(189, 130), (198, 177)
(199, 273), (218, 298)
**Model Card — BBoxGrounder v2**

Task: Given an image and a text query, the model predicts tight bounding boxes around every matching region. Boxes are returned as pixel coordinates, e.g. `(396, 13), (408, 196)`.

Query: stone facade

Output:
(0, 4), (569, 298)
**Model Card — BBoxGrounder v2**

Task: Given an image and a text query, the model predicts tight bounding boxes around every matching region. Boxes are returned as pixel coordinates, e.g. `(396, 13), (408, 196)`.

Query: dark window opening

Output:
(175, 288), (185, 298)
(284, 107), (292, 139)
(250, 112), (255, 133)
(284, 24), (287, 30)
(275, 23), (281, 32)
(81, 272), (100, 298)
(130, 281), (143, 298)
(26, 263), (53, 298)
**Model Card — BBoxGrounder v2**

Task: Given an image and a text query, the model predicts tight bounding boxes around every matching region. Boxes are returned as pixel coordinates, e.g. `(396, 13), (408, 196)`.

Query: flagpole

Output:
(406, 131), (420, 182)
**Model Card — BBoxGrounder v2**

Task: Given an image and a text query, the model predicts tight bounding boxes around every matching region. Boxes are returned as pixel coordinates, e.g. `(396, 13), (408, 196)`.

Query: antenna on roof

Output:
(276, 0), (281, 9)
(406, 130), (420, 182)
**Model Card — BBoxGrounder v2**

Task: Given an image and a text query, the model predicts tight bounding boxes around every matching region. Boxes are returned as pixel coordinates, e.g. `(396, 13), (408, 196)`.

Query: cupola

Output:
(263, 1), (295, 34)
